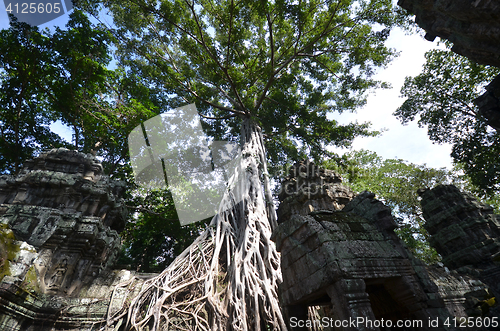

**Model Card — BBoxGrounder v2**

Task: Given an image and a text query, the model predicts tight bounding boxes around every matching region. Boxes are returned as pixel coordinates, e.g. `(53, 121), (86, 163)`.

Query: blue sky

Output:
(0, 5), (453, 170)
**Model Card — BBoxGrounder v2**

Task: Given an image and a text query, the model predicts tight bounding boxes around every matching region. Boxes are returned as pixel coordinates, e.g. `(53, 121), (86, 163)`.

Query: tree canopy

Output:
(4, 2), (474, 329)
(71, 1), (414, 330)
(0, 11), (177, 274)
(395, 45), (500, 194)
(80, 0), (410, 172)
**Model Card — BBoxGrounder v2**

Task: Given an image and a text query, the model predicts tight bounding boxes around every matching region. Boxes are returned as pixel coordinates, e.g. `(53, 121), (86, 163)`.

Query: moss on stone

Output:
(20, 266), (40, 293)
(0, 223), (21, 281)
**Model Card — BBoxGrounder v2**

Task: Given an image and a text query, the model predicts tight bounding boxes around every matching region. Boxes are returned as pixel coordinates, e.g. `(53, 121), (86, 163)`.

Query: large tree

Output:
(79, 1), (407, 330)
(395, 46), (500, 194)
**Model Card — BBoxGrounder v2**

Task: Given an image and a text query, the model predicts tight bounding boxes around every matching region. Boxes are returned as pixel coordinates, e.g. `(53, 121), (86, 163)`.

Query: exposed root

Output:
(104, 118), (286, 331)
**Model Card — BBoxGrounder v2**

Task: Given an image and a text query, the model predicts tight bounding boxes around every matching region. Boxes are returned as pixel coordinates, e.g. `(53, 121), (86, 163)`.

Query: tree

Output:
(78, 1), (407, 330)
(45, 12), (160, 178)
(326, 150), (500, 264)
(395, 46), (500, 194)
(0, 18), (67, 173)
(0, 10), (206, 288)
(0, 11), (155, 177)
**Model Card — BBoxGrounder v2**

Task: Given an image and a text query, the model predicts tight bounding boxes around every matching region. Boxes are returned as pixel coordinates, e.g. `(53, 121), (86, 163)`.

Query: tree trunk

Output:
(105, 118), (286, 331)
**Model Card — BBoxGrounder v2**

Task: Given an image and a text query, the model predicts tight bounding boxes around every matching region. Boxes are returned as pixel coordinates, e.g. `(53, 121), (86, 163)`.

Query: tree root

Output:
(103, 119), (286, 331)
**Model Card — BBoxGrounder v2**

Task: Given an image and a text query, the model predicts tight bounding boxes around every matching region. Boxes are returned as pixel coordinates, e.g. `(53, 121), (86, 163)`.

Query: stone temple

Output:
(273, 160), (499, 330)
(2, 0), (500, 329)
(0, 149), (151, 330)
(1, 149), (500, 331)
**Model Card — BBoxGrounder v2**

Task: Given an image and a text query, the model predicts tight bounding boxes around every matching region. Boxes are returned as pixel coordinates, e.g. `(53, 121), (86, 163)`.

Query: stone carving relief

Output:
(0, 149), (126, 297)
(2, 152), (500, 330)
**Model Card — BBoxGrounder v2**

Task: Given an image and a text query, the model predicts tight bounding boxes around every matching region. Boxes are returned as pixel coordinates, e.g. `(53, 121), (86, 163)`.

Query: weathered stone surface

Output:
(420, 185), (500, 269)
(0, 149), (127, 297)
(0, 223), (38, 285)
(398, 0), (500, 67)
(3, 153), (500, 330)
(0, 149), (152, 331)
(0, 148), (127, 232)
(277, 160), (354, 221)
(274, 162), (468, 330)
(426, 263), (493, 318)
(0, 269), (150, 331)
(420, 184), (500, 311)
(475, 75), (500, 132)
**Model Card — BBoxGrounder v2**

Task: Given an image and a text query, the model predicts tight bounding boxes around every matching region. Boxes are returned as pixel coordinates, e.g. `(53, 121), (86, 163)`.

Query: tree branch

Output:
(198, 112), (237, 120)
(185, 0), (248, 114)
(252, 12), (276, 111)
(225, 0), (234, 70)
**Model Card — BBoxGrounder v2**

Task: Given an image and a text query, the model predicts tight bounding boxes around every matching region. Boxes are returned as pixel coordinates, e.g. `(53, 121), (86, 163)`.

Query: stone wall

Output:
(398, 0), (500, 67)
(0, 149), (152, 331)
(2, 154), (499, 330)
(475, 76), (500, 132)
(420, 185), (500, 315)
(273, 161), (498, 330)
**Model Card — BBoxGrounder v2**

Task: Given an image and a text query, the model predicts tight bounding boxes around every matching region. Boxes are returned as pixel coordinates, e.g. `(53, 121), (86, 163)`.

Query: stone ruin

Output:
(420, 185), (500, 305)
(1, 152), (499, 330)
(0, 149), (150, 331)
(273, 161), (499, 330)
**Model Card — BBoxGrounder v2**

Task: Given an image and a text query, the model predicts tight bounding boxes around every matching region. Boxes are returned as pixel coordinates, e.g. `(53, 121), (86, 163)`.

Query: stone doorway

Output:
(365, 277), (420, 330)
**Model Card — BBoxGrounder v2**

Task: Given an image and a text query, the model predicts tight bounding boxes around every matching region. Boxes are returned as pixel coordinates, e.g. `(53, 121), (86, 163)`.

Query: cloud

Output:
(330, 28), (453, 169)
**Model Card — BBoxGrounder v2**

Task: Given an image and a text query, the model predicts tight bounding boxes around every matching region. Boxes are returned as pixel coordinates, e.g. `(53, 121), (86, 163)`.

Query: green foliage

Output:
(325, 150), (462, 264)
(118, 188), (209, 272)
(78, 0), (408, 174)
(395, 46), (500, 194)
(0, 11), (157, 177)
(0, 17), (67, 173)
(0, 1), (417, 274)
(0, 12), (180, 270)
(73, 1), (415, 271)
